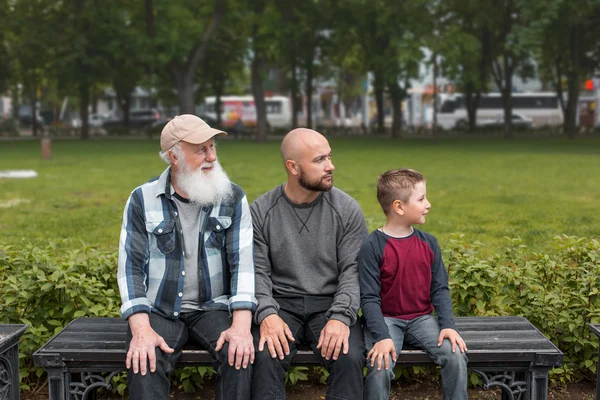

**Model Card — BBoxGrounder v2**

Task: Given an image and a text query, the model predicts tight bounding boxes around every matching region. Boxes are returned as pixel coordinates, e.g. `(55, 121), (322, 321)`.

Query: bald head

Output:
(280, 128), (328, 163)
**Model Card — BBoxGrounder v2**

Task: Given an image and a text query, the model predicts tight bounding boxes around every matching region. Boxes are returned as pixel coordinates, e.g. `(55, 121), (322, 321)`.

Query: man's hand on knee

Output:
(317, 319), (349, 361)
(215, 310), (255, 370)
(258, 314), (295, 360)
(127, 313), (174, 375)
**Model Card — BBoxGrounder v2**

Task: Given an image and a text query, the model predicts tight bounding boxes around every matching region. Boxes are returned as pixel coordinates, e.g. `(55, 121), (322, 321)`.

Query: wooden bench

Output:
(587, 324), (600, 400)
(33, 316), (562, 400)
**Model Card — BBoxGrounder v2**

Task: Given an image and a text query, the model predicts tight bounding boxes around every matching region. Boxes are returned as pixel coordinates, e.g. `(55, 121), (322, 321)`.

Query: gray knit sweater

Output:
(250, 184), (368, 326)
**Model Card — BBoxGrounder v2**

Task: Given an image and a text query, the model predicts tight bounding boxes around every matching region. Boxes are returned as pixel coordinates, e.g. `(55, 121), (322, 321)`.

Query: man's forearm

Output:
(231, 309), (253, 331)
(128, 312), (152, 335)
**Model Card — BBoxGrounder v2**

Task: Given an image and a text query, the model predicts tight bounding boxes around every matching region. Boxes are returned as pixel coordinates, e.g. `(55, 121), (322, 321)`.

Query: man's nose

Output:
(205, 147), (217, 162)
(326, 159), (335, 172)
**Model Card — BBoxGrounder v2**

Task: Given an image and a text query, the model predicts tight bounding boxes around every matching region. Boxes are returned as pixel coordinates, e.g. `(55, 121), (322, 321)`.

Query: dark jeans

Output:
(252, 296), (365, 400)
(125, 310), (252, 400)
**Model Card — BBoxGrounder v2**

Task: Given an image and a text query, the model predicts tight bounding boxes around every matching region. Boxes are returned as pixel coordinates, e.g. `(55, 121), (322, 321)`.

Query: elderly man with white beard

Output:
(117, 114), (256, 400)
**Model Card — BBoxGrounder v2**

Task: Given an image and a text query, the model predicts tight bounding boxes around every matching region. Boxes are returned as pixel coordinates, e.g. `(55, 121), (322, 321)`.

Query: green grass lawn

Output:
(1, 136), (599, 254)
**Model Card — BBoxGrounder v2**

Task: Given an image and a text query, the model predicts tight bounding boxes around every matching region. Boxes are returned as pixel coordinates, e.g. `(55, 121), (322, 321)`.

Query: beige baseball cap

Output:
(160, 114), (226, 151)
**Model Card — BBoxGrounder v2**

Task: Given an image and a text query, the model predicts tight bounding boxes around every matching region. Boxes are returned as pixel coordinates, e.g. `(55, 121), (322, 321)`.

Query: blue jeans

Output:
(125, 310), (252, 400)
(252, 296), (365, 400)
(364, 314), (468, 400)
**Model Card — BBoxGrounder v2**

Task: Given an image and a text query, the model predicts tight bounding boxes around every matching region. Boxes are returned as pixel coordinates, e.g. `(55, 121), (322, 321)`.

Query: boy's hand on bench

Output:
(317, 320), (350, 361)
(126, 313), (174, 375)
(367, 339), (397, 371)
(438, 328), (468, 353)
(259, 314), (295, 360)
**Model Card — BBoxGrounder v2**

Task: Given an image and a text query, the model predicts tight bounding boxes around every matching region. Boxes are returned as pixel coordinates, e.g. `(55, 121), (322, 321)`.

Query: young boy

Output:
(359, 168), (468, 400)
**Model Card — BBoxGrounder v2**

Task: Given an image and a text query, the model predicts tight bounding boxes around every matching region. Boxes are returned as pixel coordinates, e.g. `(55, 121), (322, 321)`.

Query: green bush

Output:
(0, 241), (120, 390)
(447, 234), (600, 383)
(2, 235), (599, 393)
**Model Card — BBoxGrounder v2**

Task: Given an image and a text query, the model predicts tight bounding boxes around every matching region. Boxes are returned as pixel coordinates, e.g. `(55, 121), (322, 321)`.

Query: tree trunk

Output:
(464, 82), (480, 131)
(388, 81), (403, 139)
(91, 89), (98, 114)
(553, 58), (566, 117)
(30, 88), (38, 137)
(564, 24), (580, 139)
(11, 85), (19, 120)
(291, 56), (298, 128)
(213, 74), (224, 127)
(122, 94), (131, 129)
(174, 67), (196, 114)
(374, 71), (385, 134)
(493, 54), (514, 140)
(564, 70), (580, 138)
(503, 57), (513, 139)
(116, 87), (133, 129)
(305, 46), (315, 129)
(251, 51), (268, 143)
(432, 53), (438, 135)
(79, 83), (90, 140)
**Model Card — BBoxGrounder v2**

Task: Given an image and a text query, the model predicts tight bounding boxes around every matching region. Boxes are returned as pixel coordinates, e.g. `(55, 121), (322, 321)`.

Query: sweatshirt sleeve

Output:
(429, 236), (456, 330)
(326, 199), (368, 326)
(250, 199), (281, 324)
(359, 235), (391, 342)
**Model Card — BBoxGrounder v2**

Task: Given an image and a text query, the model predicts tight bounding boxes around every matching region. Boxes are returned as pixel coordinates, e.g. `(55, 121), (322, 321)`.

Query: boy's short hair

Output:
(377, 168), (425, 215)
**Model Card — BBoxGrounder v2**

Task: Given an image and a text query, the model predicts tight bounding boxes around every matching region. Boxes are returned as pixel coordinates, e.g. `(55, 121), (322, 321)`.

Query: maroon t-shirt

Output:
(359, 228), (455, 342)
(378, 232), (435, 319)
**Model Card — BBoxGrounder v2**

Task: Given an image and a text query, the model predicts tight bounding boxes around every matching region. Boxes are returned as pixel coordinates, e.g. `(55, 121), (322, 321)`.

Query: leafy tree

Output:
(51, 0), (116, 139)
(0, 0), (12, 96)
(199, 20), (249, 127)
(7, 0), (59, 136)
(103, 1), (152, 129)
(486, 0), (536, 139)
(145, 0), (226, 114)
(438, 0), (493, 131)
(340, 0), (426, 138)
(532, 0), (600, 138)
(248, 0), (271, 142)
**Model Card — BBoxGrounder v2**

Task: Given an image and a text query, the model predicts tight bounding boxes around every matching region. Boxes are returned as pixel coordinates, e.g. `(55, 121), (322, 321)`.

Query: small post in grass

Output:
(41, 130), (52, 160)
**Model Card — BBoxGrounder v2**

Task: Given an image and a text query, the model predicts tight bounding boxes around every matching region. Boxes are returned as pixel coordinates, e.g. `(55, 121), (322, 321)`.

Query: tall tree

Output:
(442, 0), (494, 131)
(339, 0), (426, 138)
(8, 0), (58, 136)
(145, 0), (225, 114)
(51, 0), (115, 139)
(533, 0), (600, 138)
(486, 0), (535, 139)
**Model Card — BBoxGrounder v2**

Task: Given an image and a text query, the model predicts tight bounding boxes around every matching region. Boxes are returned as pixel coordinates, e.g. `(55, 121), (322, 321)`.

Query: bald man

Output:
(250, 129), (368, 400)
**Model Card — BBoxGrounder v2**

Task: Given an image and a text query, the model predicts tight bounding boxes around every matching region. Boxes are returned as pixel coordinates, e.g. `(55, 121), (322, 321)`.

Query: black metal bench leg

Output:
(47, 368), (70, 400)
(596, 348), (600, 400)
(528, 369), (549, 400)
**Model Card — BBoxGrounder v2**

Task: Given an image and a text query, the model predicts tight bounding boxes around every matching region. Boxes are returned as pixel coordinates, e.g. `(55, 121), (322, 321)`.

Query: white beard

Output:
(175, 159), (233, 206)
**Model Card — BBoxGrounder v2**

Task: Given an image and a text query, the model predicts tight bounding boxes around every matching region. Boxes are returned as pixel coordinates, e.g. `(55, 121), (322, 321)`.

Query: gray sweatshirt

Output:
(250, 184), (368, 326)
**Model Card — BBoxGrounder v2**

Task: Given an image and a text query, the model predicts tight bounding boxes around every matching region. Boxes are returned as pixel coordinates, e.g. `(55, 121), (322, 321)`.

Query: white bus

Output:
(202, 95), (292, 129)
(436, 92), (563, 129)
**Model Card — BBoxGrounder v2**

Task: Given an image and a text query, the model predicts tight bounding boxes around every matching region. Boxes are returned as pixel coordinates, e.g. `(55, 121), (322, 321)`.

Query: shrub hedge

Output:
(1, 235), (599, 393)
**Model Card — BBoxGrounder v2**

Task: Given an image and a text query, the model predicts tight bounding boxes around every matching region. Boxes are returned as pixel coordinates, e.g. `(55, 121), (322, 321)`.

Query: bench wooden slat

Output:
(34, 316), (562, 367)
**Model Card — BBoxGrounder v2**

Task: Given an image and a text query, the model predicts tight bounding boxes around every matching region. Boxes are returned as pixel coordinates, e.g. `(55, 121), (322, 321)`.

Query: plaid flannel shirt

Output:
(117, 167), (257, 320)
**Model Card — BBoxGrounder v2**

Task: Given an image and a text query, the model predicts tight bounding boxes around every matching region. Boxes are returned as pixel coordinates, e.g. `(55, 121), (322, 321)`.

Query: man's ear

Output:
(392, 199), (405, 216)
(286, 159), (299, 176)
(168, 149), (179, 165)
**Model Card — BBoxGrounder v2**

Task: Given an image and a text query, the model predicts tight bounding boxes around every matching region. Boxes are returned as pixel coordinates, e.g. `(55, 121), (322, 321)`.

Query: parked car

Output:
(103, 109), (164, 130)
(70, 113), (108, 128)
(18, 105), (45, 127)
(479, 113), (533, 129)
